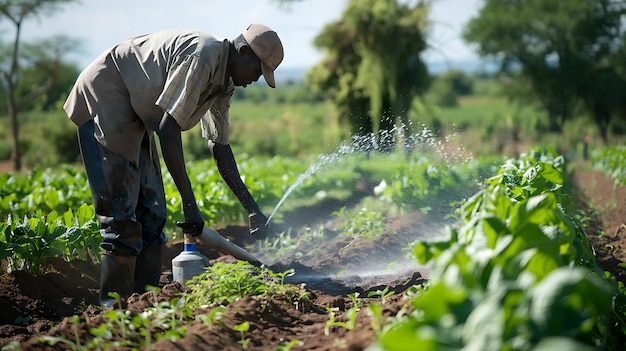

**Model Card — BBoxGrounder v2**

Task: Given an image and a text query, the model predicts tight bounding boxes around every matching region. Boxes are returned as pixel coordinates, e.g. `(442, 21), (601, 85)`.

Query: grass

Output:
(228, 100), (341, 157)
(1, 85), (622, 172)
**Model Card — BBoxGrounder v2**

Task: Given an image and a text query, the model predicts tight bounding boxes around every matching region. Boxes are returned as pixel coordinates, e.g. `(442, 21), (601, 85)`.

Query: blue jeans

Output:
(77, 120), (167, 256)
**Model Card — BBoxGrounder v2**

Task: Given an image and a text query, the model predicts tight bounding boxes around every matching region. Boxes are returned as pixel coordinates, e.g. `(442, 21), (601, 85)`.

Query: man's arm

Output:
(157, 113), (204, 235)
(208, 140), (268, 234)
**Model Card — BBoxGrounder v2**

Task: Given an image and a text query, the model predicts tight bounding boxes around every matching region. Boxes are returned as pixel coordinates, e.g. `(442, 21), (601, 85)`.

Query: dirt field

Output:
(0, 167), (624, 350)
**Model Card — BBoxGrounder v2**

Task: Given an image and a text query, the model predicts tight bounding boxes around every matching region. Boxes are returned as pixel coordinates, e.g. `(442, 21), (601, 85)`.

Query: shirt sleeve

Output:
(200, 79), (235, 144)
(155, 54), (209, 129)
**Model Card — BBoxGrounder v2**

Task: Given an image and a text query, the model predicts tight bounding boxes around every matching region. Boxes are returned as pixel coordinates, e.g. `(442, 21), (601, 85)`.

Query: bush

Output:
(0, 141), (11, 160)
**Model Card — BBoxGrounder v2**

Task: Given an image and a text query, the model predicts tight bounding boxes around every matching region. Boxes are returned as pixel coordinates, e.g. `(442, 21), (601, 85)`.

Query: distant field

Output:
(0, 90), (618, 170)
(227, 100), (341, 157)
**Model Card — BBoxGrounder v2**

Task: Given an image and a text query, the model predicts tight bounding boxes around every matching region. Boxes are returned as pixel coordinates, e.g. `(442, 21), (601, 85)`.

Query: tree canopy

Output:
(464, 0), (626, 142)
(0, 0), (78, 170)
(306, 0), (430, 149)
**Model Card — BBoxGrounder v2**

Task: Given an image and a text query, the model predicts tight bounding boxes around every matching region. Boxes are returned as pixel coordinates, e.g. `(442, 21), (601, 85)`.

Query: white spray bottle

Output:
(171, 233), (210, 286)
(172, 226), (263, 286)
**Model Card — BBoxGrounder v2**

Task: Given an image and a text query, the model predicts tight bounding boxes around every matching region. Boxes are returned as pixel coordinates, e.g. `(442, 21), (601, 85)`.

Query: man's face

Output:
(232, 46), (263, 87)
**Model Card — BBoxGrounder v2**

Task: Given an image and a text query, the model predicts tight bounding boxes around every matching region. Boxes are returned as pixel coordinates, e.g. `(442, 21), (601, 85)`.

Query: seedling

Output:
(334, 206), (388, 239)
(184, 261), (307, 308)
(367, 286), (394, 305)
(41, 315), (86, 351)
(324, 294), (360, 336)
(106, 291), (124, 311)
(197, 305), (226, 327)
(233, 321), (251, 349)
(273, 339), (304, 351)
(366, 302), (384, 333)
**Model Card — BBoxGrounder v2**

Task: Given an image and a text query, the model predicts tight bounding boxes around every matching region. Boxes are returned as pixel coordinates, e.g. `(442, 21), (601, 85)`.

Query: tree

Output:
(464, 0), (626, 143)
(306, 0), (430, 151)
(428, 69), (474, 107)
(0, 0), (78, 171)
(306, 15), (373, 139)
(16, 35), (80, 111)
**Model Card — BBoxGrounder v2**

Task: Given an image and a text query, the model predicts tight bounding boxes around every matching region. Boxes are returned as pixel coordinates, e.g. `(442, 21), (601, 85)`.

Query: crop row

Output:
(0, 145), (494, 274)
(372, 147), (623, 350)
(11, 146), (624, 350)
(592, 145), (626, 187)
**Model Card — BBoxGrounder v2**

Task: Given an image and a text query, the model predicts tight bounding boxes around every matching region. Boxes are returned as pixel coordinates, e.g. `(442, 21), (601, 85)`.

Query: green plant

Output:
(40, 287), (197, 349)
(367, 286), (395, 305)
(272, 339), (304, 351)
(373, 148), (617, 350)
(324, 293), (361, 336)
(334, 206), (388, 240)
(233, 321), (251, 349)
(366, 302), (385, 334)
(197, 305), (226, 327)
(0, 165), (93, 221)
(40, 316), (86, 351)
(184, 261), (308, 309)
(592, 145), (626, 187)
(0, 204), (99, 275)
(13, 315), (32, 326)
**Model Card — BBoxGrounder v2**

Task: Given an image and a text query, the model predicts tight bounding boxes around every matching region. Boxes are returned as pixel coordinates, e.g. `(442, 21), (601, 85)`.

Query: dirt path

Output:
(573, 170), (626, 283)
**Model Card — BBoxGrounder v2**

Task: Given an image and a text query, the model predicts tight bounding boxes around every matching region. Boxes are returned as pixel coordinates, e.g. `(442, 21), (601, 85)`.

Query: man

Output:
(63, 24), (283, 308)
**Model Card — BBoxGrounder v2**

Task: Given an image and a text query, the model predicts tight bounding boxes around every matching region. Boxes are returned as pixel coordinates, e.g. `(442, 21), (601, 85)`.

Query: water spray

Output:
(265, 124), (461, 226)
(265, 139), (368, 225)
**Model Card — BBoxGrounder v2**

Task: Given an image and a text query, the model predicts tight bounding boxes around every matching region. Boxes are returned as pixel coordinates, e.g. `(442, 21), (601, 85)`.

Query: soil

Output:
(0, 168), (624, 351)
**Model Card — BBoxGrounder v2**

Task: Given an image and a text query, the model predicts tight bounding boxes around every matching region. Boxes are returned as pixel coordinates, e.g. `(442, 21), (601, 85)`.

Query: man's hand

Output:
(248, 211), (269, 235)
(176, 220), (204, 237)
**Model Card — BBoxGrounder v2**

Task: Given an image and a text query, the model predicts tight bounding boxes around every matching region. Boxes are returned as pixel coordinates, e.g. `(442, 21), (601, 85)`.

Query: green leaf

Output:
(530, 337), (598, 351)
(411, 282), (470, 322)
(232, 321), (250, 332)
(414, 239), (453, 265)
(479, 216), (508, 249)
(43, 188), (59, 210)
(378, 319), (439, 351)
(413, 241), (432, 264)
(538, 163), (563, 188)
(530, 267), (614, 336)
(462, 296), (505, 351)
(62, 208), (74, 227)
(523, 249), (560, 280)
(76, 203), (95, 227)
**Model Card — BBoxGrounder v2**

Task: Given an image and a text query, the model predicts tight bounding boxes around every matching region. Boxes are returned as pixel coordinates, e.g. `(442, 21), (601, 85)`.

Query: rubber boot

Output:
(100, 253), (137, 308)
(133, 244), (163, 293)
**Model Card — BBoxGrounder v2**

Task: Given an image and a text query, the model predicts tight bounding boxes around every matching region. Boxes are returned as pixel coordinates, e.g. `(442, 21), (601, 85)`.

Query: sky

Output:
(14, 0), (481, 71)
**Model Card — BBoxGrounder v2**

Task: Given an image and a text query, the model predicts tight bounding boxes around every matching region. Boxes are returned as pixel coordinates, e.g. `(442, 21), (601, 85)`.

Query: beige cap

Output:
(242, 24), (284, 88)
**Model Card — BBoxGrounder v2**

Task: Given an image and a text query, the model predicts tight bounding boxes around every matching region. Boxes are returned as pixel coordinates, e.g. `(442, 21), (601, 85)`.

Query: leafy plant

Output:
(374, 147), (617, 350)
(0, 204), (100, 275)
(367, 286), (395, 305)
(0, 165), (92, 221)
(324, 306), (358, 336)
(592, 145), (626, 187)
(324, 293), (361, 336)
(184, 261), (307, 309)
(41, 288), (197, 349)
(273, 339), (304, 351)
(233, 321), (251, 349)
(334, 206), (389, 239)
